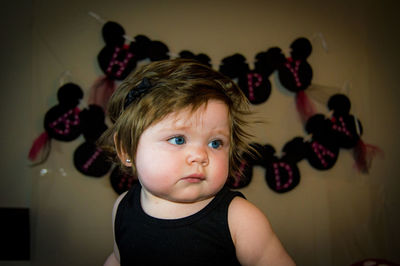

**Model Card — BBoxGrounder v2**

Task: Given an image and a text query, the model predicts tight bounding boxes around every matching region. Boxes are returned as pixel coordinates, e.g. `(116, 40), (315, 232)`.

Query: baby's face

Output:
(135, 100), (230, 203)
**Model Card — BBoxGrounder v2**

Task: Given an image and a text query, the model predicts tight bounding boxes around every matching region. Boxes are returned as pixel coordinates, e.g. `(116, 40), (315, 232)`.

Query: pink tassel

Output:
(353, 139), (383, 173)
(296, 90), (316, 123)
(88, 75), (117, 110)
(28, 132), (49, 161)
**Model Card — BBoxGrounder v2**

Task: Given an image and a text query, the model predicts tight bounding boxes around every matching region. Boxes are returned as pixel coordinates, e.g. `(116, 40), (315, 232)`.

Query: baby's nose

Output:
(186, 145), (209, 166)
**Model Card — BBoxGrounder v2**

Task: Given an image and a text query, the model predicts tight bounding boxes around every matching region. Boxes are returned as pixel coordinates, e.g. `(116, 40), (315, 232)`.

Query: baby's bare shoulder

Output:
(228, 197), (296, 266)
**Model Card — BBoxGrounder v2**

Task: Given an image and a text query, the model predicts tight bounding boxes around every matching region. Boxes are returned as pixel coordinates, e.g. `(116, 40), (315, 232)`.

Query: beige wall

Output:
(1, 0), (399, 265)
(0, 1), (32, 265)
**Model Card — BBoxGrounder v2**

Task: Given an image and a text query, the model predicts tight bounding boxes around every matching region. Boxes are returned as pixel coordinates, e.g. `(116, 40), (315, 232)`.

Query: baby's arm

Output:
(104, 252), (119, 266)
(104, 191), (128, 266)
(228, 197), (295, 266)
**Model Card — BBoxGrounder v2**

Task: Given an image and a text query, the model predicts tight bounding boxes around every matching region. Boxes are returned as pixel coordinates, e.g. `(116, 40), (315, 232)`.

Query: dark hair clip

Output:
(124, 77), (152, 109)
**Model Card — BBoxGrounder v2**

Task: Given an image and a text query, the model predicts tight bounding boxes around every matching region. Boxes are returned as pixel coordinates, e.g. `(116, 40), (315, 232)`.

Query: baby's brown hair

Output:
(98, 59), (252, 178)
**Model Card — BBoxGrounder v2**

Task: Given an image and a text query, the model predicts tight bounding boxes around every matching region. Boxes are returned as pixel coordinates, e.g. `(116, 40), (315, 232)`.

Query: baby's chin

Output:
(164, 189), (221, 205)
(147, 182), (223, 204)
(166, 193), (215, 204)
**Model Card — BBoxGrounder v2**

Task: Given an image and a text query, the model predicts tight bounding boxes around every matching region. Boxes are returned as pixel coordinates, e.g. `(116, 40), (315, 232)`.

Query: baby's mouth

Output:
(181, 174), (206, 183)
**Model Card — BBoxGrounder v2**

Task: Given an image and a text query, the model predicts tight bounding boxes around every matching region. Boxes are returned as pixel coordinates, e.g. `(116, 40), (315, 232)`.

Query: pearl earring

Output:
(126, 158), (131, 164)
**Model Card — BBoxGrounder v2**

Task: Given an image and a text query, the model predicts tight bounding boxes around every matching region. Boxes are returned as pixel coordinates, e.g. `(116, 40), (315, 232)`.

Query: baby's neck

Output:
(140, 188), (214, 219)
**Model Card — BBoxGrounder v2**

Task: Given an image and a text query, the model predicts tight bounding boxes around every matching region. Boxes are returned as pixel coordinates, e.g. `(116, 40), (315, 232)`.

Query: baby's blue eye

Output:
(168, 136), (186, 145)
(209, 140), (222, 149)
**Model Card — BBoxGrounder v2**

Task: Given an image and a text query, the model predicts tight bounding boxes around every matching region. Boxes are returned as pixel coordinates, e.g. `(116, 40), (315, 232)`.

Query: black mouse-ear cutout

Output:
(254, 47), (286, 76)
(102, 21), (126, 46)
(219, 53), (249, 79)
(147, 41), (170, 61)
(57, 83), (83, 108)
(290, 37), (312, 60)
(328, 94), (351, 115)
(178, 50), (212, 67)
(282, 137), (307, 163)
(305, 114), (326, 134)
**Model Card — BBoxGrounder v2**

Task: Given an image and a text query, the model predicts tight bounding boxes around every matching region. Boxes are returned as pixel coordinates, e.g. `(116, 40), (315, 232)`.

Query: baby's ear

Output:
(113, 133), (132, 167)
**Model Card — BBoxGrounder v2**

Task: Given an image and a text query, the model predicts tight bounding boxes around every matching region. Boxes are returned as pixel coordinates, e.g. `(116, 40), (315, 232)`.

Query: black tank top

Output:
(115, 184), (244, 266)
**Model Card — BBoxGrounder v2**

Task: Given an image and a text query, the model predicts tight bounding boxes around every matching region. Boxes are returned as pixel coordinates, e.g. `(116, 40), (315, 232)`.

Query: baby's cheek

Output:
(137, 167), (170, 194)
(137, 152), (177, 185)
(213, 156), (230, 180)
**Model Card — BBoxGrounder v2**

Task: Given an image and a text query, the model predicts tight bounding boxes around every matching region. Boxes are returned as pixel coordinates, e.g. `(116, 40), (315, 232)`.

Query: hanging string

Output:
(58, 70), (72, 86)
(88, 11), (135, 43)
(341, 80), (351, 96)
(354, 115), (361, 137)
(88, 11), (106, 24)
(33, 28), (67, 70)
(89, 11), (181, 60)
(312, 32), (329, 53)
(307, 83), (341, 106)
